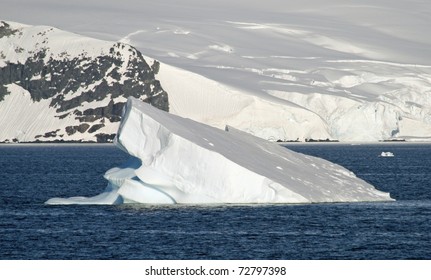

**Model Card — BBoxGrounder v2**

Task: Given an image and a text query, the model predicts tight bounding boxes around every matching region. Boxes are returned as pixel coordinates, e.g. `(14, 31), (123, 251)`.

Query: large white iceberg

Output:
(46, 98), (393, 205)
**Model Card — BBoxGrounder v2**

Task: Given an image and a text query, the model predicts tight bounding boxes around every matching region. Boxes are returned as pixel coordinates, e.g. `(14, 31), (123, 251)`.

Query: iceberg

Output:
(46, 97), (394, 205)
(380, 151), (395, 157)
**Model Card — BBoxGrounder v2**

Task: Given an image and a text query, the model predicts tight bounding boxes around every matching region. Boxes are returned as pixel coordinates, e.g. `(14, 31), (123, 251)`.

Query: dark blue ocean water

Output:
(0, 143), (430, 259)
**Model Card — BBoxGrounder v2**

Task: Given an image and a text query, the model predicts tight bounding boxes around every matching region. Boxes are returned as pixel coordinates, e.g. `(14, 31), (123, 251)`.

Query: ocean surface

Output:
(0, 143), (430, 259)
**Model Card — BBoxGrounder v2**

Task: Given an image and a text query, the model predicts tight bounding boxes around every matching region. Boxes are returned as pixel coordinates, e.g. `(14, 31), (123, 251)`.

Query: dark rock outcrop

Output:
(0, 22), (169, 142)
(0, 42), (168, 113)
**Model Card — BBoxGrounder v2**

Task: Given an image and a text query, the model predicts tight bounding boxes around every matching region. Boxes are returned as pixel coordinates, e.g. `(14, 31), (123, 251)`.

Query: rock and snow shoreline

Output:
(46, 98), (394, 205)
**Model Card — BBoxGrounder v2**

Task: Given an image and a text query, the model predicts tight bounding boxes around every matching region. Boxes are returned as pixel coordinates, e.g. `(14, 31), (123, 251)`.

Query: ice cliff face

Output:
(0, 21), (167, 142)
(46, 97), (393, 205)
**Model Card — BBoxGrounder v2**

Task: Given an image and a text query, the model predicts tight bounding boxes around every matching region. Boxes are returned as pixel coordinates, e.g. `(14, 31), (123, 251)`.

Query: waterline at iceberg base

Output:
(46, 98), (393, 205)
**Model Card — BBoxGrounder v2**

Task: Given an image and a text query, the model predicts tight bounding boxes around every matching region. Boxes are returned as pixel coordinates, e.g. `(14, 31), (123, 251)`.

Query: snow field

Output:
(3, 1), (431, 141)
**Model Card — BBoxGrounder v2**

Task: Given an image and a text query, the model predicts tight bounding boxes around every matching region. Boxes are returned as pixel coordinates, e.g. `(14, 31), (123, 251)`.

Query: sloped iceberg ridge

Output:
(46, 98), (393, 205)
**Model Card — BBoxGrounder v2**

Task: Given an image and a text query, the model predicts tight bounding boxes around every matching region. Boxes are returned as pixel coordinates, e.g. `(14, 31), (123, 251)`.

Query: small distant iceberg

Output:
(46, 97), (394, 205)
(380, 151), (395, 157)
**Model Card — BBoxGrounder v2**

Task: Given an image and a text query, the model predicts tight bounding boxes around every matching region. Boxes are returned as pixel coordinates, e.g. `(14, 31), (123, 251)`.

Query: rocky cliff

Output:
(0, 21), (168, 142)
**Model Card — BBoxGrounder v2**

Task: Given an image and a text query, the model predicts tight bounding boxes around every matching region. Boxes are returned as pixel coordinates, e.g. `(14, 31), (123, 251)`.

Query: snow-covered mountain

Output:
(0, 21), (167, 142)
(2, 0), (431, 142)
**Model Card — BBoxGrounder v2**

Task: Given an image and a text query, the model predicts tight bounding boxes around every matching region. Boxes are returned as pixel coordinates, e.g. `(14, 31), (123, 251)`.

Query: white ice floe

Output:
(46, 98), (394, 205)
(380, 152), (395, 157)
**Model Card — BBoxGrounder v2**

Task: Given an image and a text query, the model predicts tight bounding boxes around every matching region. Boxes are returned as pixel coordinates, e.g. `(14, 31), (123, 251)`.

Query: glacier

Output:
(46, 98), (393, 205)
(2, 0), (431, 142)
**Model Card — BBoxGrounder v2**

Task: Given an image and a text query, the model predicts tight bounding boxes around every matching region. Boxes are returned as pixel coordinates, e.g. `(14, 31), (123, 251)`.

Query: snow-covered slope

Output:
(2, 0), (431, 141)
(46, 97), (393, 205)
(0, 21), (167, 142)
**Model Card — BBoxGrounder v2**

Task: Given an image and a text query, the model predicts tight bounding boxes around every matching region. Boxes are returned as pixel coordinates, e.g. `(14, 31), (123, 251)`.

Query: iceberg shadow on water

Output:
(45, 97), (394, 205)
